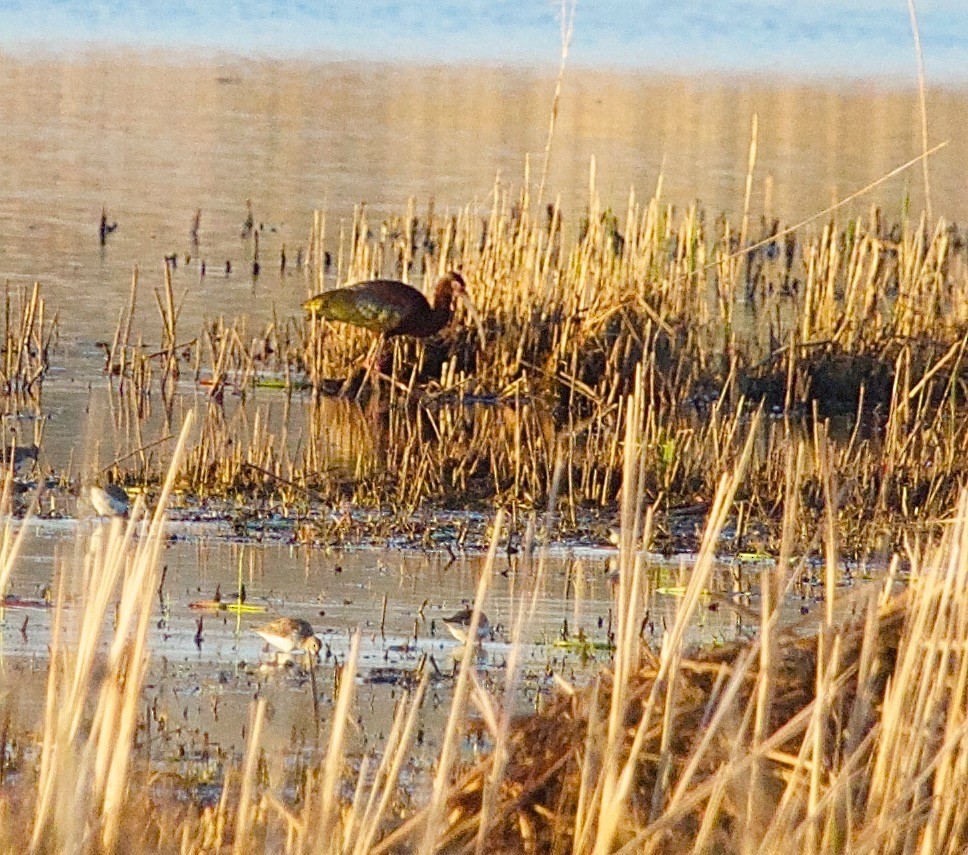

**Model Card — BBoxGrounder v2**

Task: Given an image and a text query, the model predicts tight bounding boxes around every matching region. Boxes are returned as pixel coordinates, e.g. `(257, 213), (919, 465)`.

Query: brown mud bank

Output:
(445, 590), (906, 853)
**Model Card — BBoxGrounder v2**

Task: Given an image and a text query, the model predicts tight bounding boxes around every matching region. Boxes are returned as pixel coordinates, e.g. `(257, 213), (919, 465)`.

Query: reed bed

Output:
(1, 282), (57, 410)
(0, 282), (56, 477)
(70, 170), (967, 557)
(5, 387), (968, 852)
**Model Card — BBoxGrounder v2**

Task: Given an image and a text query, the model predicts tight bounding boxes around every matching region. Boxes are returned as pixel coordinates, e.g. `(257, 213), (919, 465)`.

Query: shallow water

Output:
(1, 2), (967, 81)
(1, 54), (967, 376)
(0, 46), (948, 783)
(0, 522), (804, 778)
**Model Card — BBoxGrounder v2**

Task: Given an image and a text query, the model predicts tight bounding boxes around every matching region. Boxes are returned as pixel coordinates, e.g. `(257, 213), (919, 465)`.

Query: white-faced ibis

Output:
(441, 607), (492, 644)
(303, 271), (468, 340)
(255, 616), (322, 661)
(303, 271), (482, 395)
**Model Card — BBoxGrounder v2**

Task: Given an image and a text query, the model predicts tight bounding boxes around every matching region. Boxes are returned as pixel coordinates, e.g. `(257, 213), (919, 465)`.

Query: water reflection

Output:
(0, 54), (965, 365)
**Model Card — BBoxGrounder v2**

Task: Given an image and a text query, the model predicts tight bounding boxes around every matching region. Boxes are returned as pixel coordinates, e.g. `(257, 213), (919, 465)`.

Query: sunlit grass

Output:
(3, 386), (968, 851)
(2, 146), (968, 850)
(72, 157), (968, 560)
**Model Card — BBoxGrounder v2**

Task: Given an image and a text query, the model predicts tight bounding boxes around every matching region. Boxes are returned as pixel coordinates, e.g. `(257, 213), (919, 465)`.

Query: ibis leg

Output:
(353, 335), (385, 402)
(336, 335), (380, 398)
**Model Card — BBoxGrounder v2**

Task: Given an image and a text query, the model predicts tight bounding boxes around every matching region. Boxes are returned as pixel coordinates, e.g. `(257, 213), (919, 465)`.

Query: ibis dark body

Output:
(304, 272), (465, 339)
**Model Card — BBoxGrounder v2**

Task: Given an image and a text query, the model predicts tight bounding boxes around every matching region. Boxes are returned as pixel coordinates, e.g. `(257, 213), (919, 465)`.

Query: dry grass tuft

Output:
(68, 165), (968, 553)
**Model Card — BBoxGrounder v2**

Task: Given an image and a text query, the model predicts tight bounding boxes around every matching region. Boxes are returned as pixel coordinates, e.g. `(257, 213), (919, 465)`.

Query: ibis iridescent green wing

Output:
(303, 279), (436, 336)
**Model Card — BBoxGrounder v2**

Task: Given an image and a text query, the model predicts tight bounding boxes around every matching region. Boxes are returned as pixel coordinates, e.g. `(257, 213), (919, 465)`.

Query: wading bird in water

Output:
(89, 483), (131, 518)
(255, 616), (322, 666)
(441, 607), (492, 645)
(302, 271), (483, 392)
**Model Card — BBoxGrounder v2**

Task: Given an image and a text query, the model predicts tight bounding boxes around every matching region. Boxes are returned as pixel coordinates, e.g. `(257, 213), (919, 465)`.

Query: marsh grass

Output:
(0, 282), (56, 464)
(7, 379), (968, 852)
(2, 44), (967, 850)
(72, 151), (968, 561)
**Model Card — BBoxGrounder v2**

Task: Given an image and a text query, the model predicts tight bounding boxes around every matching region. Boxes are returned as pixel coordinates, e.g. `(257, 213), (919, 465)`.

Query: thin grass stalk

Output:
(416, 513), (500, 852)
(311, 632), (361, 854)
(233, 698), (267, 855)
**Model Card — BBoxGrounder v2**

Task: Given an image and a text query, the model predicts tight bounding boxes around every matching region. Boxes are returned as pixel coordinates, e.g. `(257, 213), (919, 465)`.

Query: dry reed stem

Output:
(907, 0), (933, 223)
(28, 413), (194, 853)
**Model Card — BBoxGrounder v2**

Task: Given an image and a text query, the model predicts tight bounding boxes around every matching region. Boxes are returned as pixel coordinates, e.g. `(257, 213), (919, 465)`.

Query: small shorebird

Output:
(2, 444), (38, 476)
(90, 483), (131, 517)
(255, 616), (322, 664)
(441, 607), (492, 644)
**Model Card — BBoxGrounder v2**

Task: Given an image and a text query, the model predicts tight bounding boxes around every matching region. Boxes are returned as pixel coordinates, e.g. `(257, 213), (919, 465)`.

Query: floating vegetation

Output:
(552, 637), (614, 653)
(0, 595), (52, 610)
(186, 599), (268, 614)
(655, 586), (690, 597)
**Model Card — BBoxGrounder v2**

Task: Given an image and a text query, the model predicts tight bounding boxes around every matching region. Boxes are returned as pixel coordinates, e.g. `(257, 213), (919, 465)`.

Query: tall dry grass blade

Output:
(418, 508), (502, 853)
(233, 698), (267, 855)
(28, 413), (194, 853)
(313, 631), (361, 853)
(907, 0), (933, 222)
(535, 0), (577, 212)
